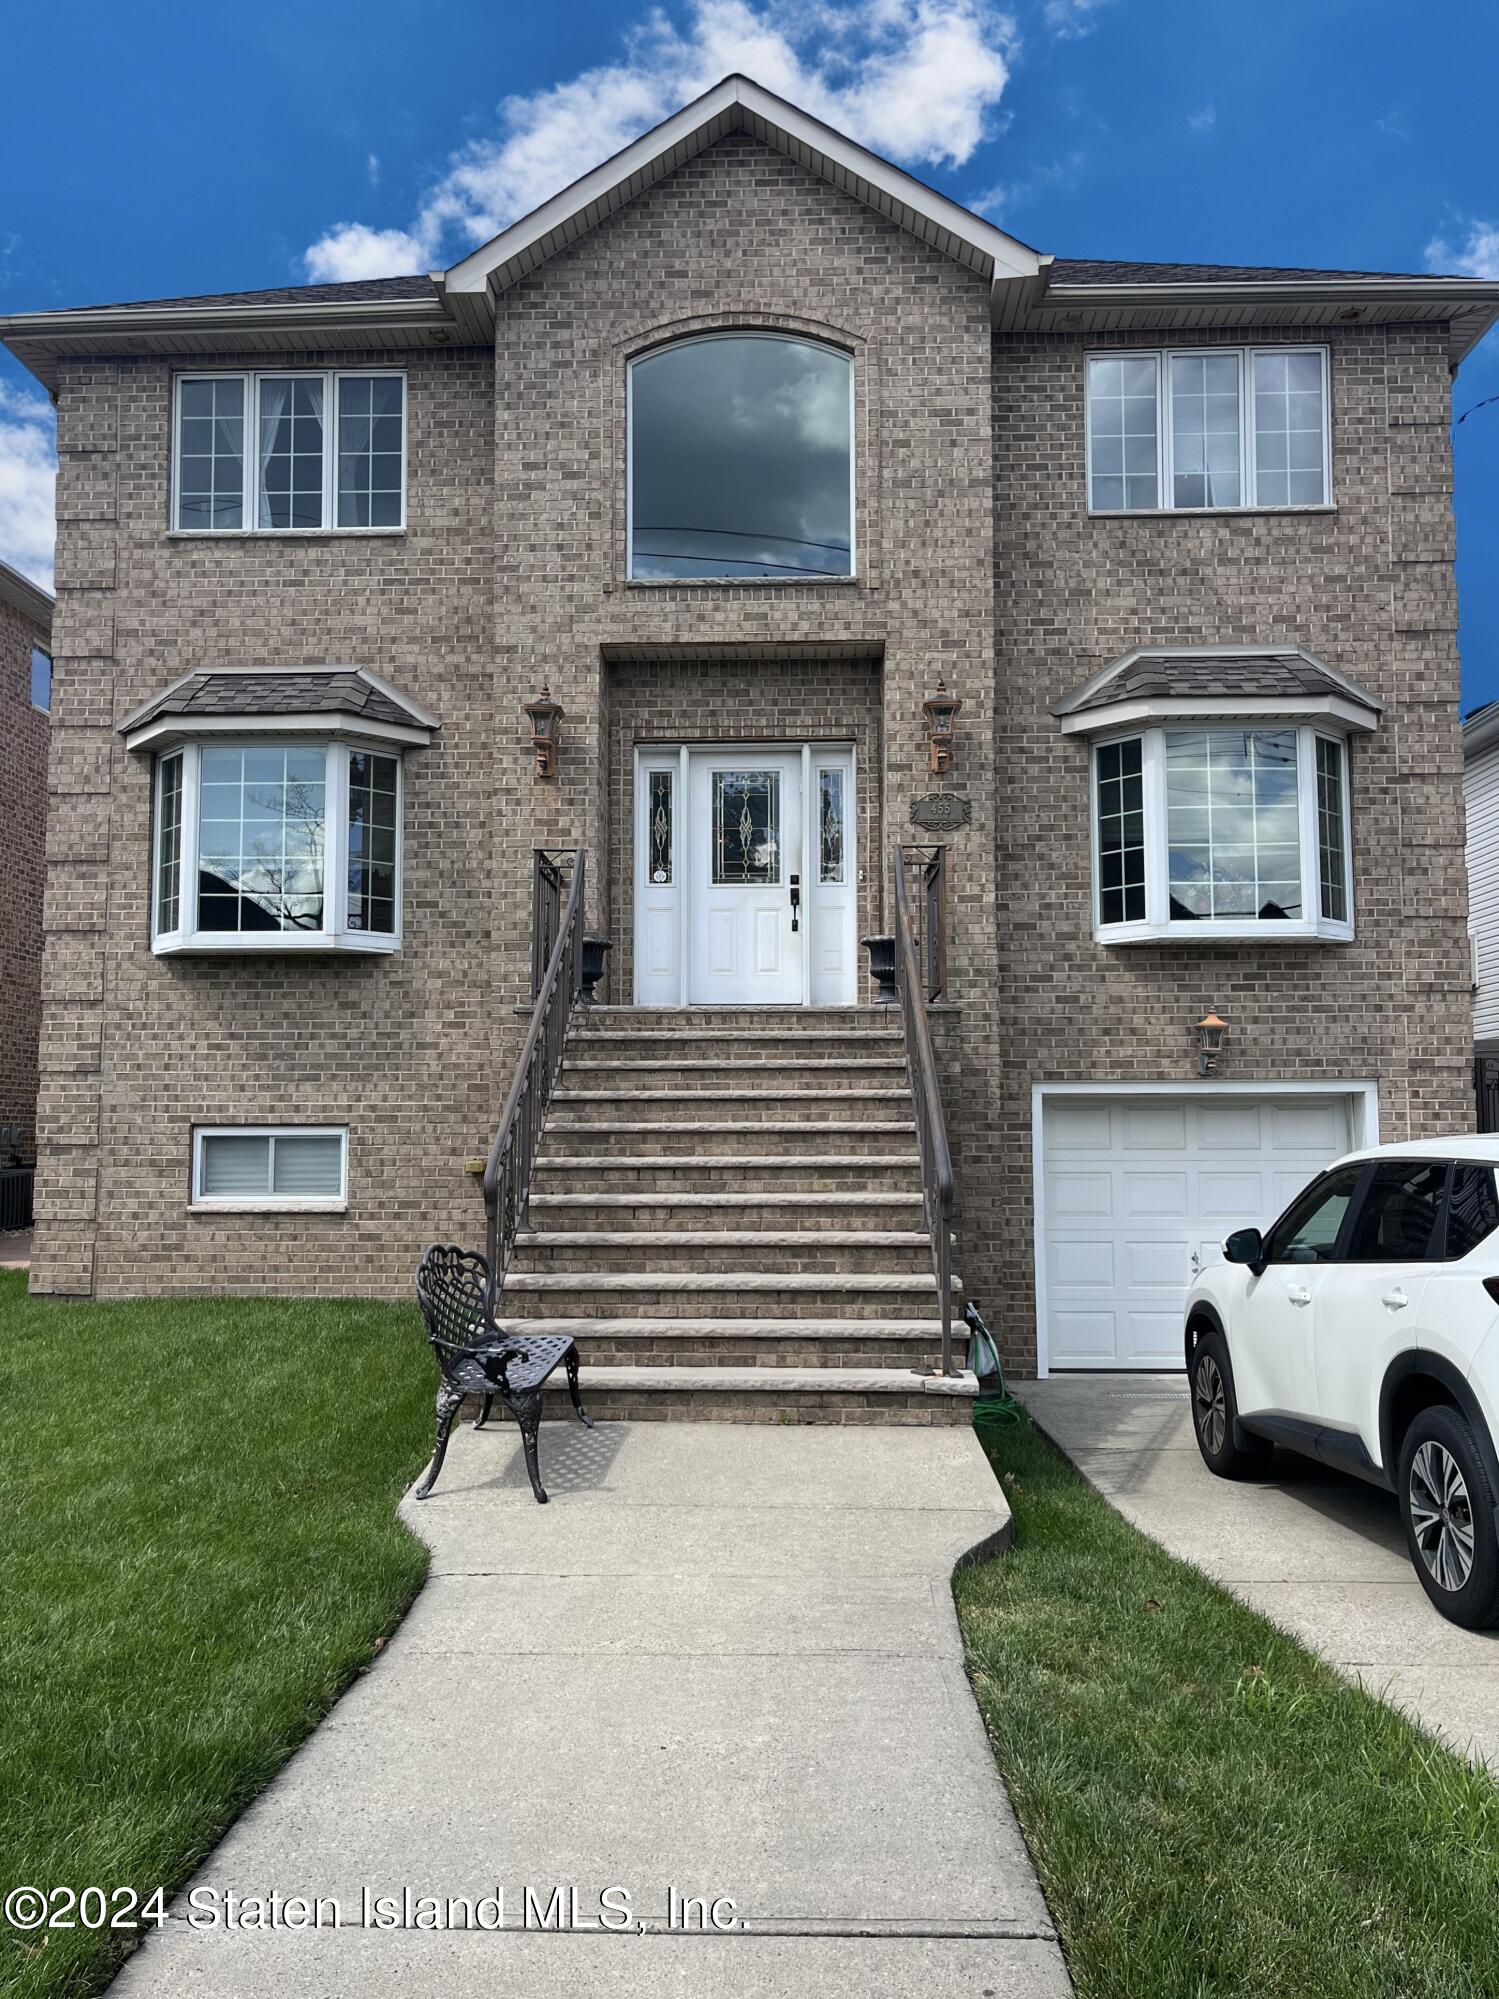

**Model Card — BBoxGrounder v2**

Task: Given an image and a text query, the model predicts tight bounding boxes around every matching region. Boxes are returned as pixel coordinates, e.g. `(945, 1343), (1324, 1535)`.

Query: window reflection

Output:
(630, 335), (852, 579)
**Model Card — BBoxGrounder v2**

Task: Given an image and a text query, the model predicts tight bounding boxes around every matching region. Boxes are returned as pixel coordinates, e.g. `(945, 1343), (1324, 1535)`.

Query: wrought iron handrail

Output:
(892, 843), (956, 1376)
(483, 848), (587, 1289)
(901, 843), (948, 1001)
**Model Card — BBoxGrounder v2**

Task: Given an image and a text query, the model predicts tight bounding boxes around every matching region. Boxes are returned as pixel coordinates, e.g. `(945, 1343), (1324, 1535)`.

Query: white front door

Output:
(633, 744), (856, 1006)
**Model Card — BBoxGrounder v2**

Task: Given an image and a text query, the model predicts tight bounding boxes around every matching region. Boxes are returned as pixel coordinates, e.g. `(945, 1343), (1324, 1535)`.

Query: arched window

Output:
(629, 334), (853, 580)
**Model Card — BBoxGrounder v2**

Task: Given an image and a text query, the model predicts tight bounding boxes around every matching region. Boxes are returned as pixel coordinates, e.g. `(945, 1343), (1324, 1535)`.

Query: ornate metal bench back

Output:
(414, 1243), (494, 1380)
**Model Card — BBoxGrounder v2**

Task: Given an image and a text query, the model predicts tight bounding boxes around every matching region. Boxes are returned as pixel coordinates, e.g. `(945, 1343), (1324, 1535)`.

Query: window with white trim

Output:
(1092, 725), (1353, 942)
(152, 741), (403, 954)
(173, 371), (405, 533)
(1087, 347), (1330, 513)
(192, 1127), (347, 1208)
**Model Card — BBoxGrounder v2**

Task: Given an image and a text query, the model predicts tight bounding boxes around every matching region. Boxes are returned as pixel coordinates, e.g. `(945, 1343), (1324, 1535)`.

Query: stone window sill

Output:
(188, 1200), (347, 1216)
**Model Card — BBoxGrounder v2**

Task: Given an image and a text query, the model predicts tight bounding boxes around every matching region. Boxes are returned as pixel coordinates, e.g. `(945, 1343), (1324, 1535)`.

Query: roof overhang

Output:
(440, 73), (1040, 317)
(0, 294), (466, 396)
(1464, 707), (1499, 760)
(0, 557), (53, 632)
(1053, 644), (1384, 738)
(118, 664), (439, 754)
(994, 269), (1499, 369)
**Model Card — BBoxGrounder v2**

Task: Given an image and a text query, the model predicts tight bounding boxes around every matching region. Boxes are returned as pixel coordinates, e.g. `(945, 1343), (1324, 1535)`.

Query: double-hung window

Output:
(152, 742), (402, 954)
(1093, 724), (1354, 942)
(1087, 347), (1330, 513)
(173, 371), (406, 533)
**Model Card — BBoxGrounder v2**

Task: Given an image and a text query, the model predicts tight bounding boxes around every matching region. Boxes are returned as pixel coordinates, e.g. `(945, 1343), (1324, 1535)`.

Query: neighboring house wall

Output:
(0, 573), (51, 1174)
(991, 321), (1473, 1361)
(31, 349), (494, 1298)
(1466, 734), (1499, 1047)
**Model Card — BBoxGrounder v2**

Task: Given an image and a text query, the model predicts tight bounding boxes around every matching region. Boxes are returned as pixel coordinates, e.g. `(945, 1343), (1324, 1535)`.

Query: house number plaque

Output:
(909, 792), (971, 832)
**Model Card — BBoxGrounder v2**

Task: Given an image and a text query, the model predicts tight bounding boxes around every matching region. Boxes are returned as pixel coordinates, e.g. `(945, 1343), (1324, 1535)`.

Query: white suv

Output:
(1184, 1138), (1499, 1628)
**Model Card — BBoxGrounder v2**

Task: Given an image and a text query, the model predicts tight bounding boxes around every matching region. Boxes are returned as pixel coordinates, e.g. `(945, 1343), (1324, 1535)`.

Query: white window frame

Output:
(171, 369), (407, 535)
(1086, 345), (1332, 515)
(625, 331), (857, 582)
(151, 738), (404, 956)
(191, 1125), (348, 1212)
(1090, 723), (1354, 944)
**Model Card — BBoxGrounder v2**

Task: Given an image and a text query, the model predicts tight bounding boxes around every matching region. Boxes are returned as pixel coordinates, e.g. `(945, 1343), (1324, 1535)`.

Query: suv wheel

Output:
(1189, 1330), (1273, 1480)
(1398, 1406), (1499, 1630)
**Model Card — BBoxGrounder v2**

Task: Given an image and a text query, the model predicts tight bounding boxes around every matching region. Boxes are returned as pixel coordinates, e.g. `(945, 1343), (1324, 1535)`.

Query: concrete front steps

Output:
(499, 1006), (977, 1423)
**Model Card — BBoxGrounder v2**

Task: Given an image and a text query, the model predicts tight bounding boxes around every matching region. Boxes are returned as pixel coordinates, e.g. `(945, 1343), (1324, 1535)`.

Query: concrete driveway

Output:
(1019, 1375), (1499, 1768)
(110, 1421), (1070, 1997)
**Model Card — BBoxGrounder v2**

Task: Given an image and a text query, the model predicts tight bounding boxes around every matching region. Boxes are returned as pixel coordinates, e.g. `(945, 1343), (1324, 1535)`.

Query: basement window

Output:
(192, 1127), (347, 1210)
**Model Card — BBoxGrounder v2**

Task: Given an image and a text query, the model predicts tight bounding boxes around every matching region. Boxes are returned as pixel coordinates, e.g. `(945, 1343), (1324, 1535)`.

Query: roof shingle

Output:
(120, 668), (436, 736)
(1055, 649), (1383, 718)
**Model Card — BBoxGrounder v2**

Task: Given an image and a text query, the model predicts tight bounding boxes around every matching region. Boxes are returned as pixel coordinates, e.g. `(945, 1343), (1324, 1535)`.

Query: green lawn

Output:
(0, 1271), (433, 1999)
(958, 1408), (1499, 1999)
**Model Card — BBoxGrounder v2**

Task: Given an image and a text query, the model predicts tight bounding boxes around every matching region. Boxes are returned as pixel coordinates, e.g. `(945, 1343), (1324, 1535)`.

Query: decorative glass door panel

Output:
(713, 770), (781, 885)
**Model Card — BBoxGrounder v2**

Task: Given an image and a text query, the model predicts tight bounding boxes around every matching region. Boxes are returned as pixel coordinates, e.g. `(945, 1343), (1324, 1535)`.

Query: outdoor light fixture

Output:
(922, 676), (963, 777)
(1197, 1011), (1228, 1077)
(523, 683), (563, 779)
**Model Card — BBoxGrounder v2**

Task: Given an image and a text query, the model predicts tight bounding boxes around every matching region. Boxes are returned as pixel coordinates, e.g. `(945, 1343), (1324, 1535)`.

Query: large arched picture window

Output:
(629, 334), (853, 580)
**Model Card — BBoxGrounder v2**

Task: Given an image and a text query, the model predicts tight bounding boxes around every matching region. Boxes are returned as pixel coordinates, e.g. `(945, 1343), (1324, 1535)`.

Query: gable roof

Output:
(439, 73), (1040, 323)
(118, 666), (438, 750)
(1052, 646), (1383, 735)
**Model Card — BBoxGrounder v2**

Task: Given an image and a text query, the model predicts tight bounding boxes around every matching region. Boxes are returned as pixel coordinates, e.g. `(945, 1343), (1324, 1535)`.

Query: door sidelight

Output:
(789, 873), (801, 933)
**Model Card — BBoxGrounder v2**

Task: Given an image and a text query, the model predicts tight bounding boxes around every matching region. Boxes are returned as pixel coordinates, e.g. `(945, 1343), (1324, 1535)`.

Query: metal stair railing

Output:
(892, 843), (957, 1376)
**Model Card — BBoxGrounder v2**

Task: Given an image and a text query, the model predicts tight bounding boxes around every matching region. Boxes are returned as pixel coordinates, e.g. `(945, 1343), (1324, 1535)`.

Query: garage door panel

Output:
(1049, 1172), (1113, 1218)
(1122, 1102), (1188, 1150)
(1122, 1172), (1189, 1218)
(1046, 1239), (1114, 1287)
(1041, 1091), (1359, 1370)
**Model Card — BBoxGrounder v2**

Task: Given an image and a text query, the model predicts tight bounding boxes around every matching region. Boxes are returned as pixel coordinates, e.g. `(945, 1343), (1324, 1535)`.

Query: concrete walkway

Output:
(111, 1422), (1070, 1997)
(1019, 1375), (1499, 1768)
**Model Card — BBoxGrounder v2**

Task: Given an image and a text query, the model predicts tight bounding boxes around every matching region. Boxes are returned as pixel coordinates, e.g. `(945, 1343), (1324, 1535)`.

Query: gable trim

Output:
(442, 74), (1039, 301)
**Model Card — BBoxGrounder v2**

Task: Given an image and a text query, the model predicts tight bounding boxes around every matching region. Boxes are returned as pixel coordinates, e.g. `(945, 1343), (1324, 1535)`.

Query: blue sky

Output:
(3, 0), (1497, 703)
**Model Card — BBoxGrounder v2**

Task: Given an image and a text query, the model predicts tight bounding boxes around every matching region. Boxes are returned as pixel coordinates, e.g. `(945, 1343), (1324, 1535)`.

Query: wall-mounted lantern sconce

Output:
(1197, 1010), (1228, 1077)
(523, 682), (563, 779)
(922, 677), (962, 777)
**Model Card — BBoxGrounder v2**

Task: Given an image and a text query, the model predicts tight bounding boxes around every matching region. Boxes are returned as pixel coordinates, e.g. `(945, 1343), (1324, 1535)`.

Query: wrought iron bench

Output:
(413, 1243), (591, 1503)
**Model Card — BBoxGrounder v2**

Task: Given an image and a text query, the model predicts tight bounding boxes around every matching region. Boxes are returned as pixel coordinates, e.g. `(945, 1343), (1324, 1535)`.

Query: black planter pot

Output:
(579, 935), (612, 1006)
(861, 934), (897, 1005)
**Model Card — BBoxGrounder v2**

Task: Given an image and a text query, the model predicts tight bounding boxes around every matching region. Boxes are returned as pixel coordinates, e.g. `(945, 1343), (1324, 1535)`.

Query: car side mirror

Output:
(1224, 1226), (1266, 1274)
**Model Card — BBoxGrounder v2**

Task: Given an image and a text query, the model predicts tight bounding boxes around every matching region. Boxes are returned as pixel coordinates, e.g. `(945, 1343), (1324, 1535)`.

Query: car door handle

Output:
(1288, 1286), (1312, 1307)
(1382, 1288), (1409, 1311)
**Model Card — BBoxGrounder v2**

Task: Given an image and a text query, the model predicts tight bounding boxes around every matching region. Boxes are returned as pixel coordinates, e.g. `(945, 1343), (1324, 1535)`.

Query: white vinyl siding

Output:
(193, 1127), (347, 1209)
(1465, 738), (1499, 1045)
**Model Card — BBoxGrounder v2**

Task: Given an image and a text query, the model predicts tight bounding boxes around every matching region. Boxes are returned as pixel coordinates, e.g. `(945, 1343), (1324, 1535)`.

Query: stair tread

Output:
(576, 1028), (902, 1041)
(545, 1120), (916, 1134)
(566, 1058), (906, 1070)
(501, 1317), (950, 1336)
(506, 1271), (961, 1291)
(535, 1154), (920, 1169)
(555, 1364), (978, 1397)
(528, 1192), (925, 1207)
(515, 1230), (939, 1248)
(553, 1089), (910, 1102)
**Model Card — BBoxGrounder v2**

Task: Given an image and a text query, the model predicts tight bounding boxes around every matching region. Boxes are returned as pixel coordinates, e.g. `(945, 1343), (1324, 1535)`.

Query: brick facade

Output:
(22, 132), (1475, 1371)
(0, 570), (51, 1174)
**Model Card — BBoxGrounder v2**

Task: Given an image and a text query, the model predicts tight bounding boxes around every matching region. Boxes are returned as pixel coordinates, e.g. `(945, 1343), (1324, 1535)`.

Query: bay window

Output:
(1092, 725), (1353, 942)
(152, 741), (403, 954)
(173, 371), (405, 533)
(1087, 346), (1330, 513)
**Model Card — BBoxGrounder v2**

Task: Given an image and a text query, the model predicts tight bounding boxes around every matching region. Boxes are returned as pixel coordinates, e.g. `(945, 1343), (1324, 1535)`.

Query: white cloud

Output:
(303, 0), (1018, 281)
(1188, 104), (1215, 135)
(366, 152), (381, 187)
(0, 380), (56, 593)
(969, 147), (1084, 219)
(1427, 219), (1499, 281)
(1042, 0), (1110, 38)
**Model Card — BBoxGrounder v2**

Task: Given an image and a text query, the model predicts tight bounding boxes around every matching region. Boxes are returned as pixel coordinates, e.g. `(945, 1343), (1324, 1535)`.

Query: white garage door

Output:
(1040, 1092), (1357, 1369)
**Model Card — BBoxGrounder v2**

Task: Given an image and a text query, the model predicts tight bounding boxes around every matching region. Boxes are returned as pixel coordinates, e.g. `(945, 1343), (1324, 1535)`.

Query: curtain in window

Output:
(257, 378), (293, 530)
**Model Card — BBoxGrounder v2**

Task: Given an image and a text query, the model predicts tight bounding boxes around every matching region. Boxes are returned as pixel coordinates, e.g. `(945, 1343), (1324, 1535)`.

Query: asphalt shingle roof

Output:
(122, 669), (434, 734)
(63, 276), (437, 314)
(1059, 650), (1382, 716)
(1048, 258), (1461, 287)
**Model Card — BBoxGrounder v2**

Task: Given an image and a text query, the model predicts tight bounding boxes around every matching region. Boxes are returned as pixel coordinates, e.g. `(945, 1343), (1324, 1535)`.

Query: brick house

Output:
(0, 557), (53, 1208)
(2, 75), (1494, 1395)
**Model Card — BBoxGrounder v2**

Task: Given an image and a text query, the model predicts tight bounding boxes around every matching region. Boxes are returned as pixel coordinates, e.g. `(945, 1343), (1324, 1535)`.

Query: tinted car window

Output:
(1265, 1165), (1362, 1264)
(1344, 1161), (1446, 1263)
(1446, 1164), (1499, 1259)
